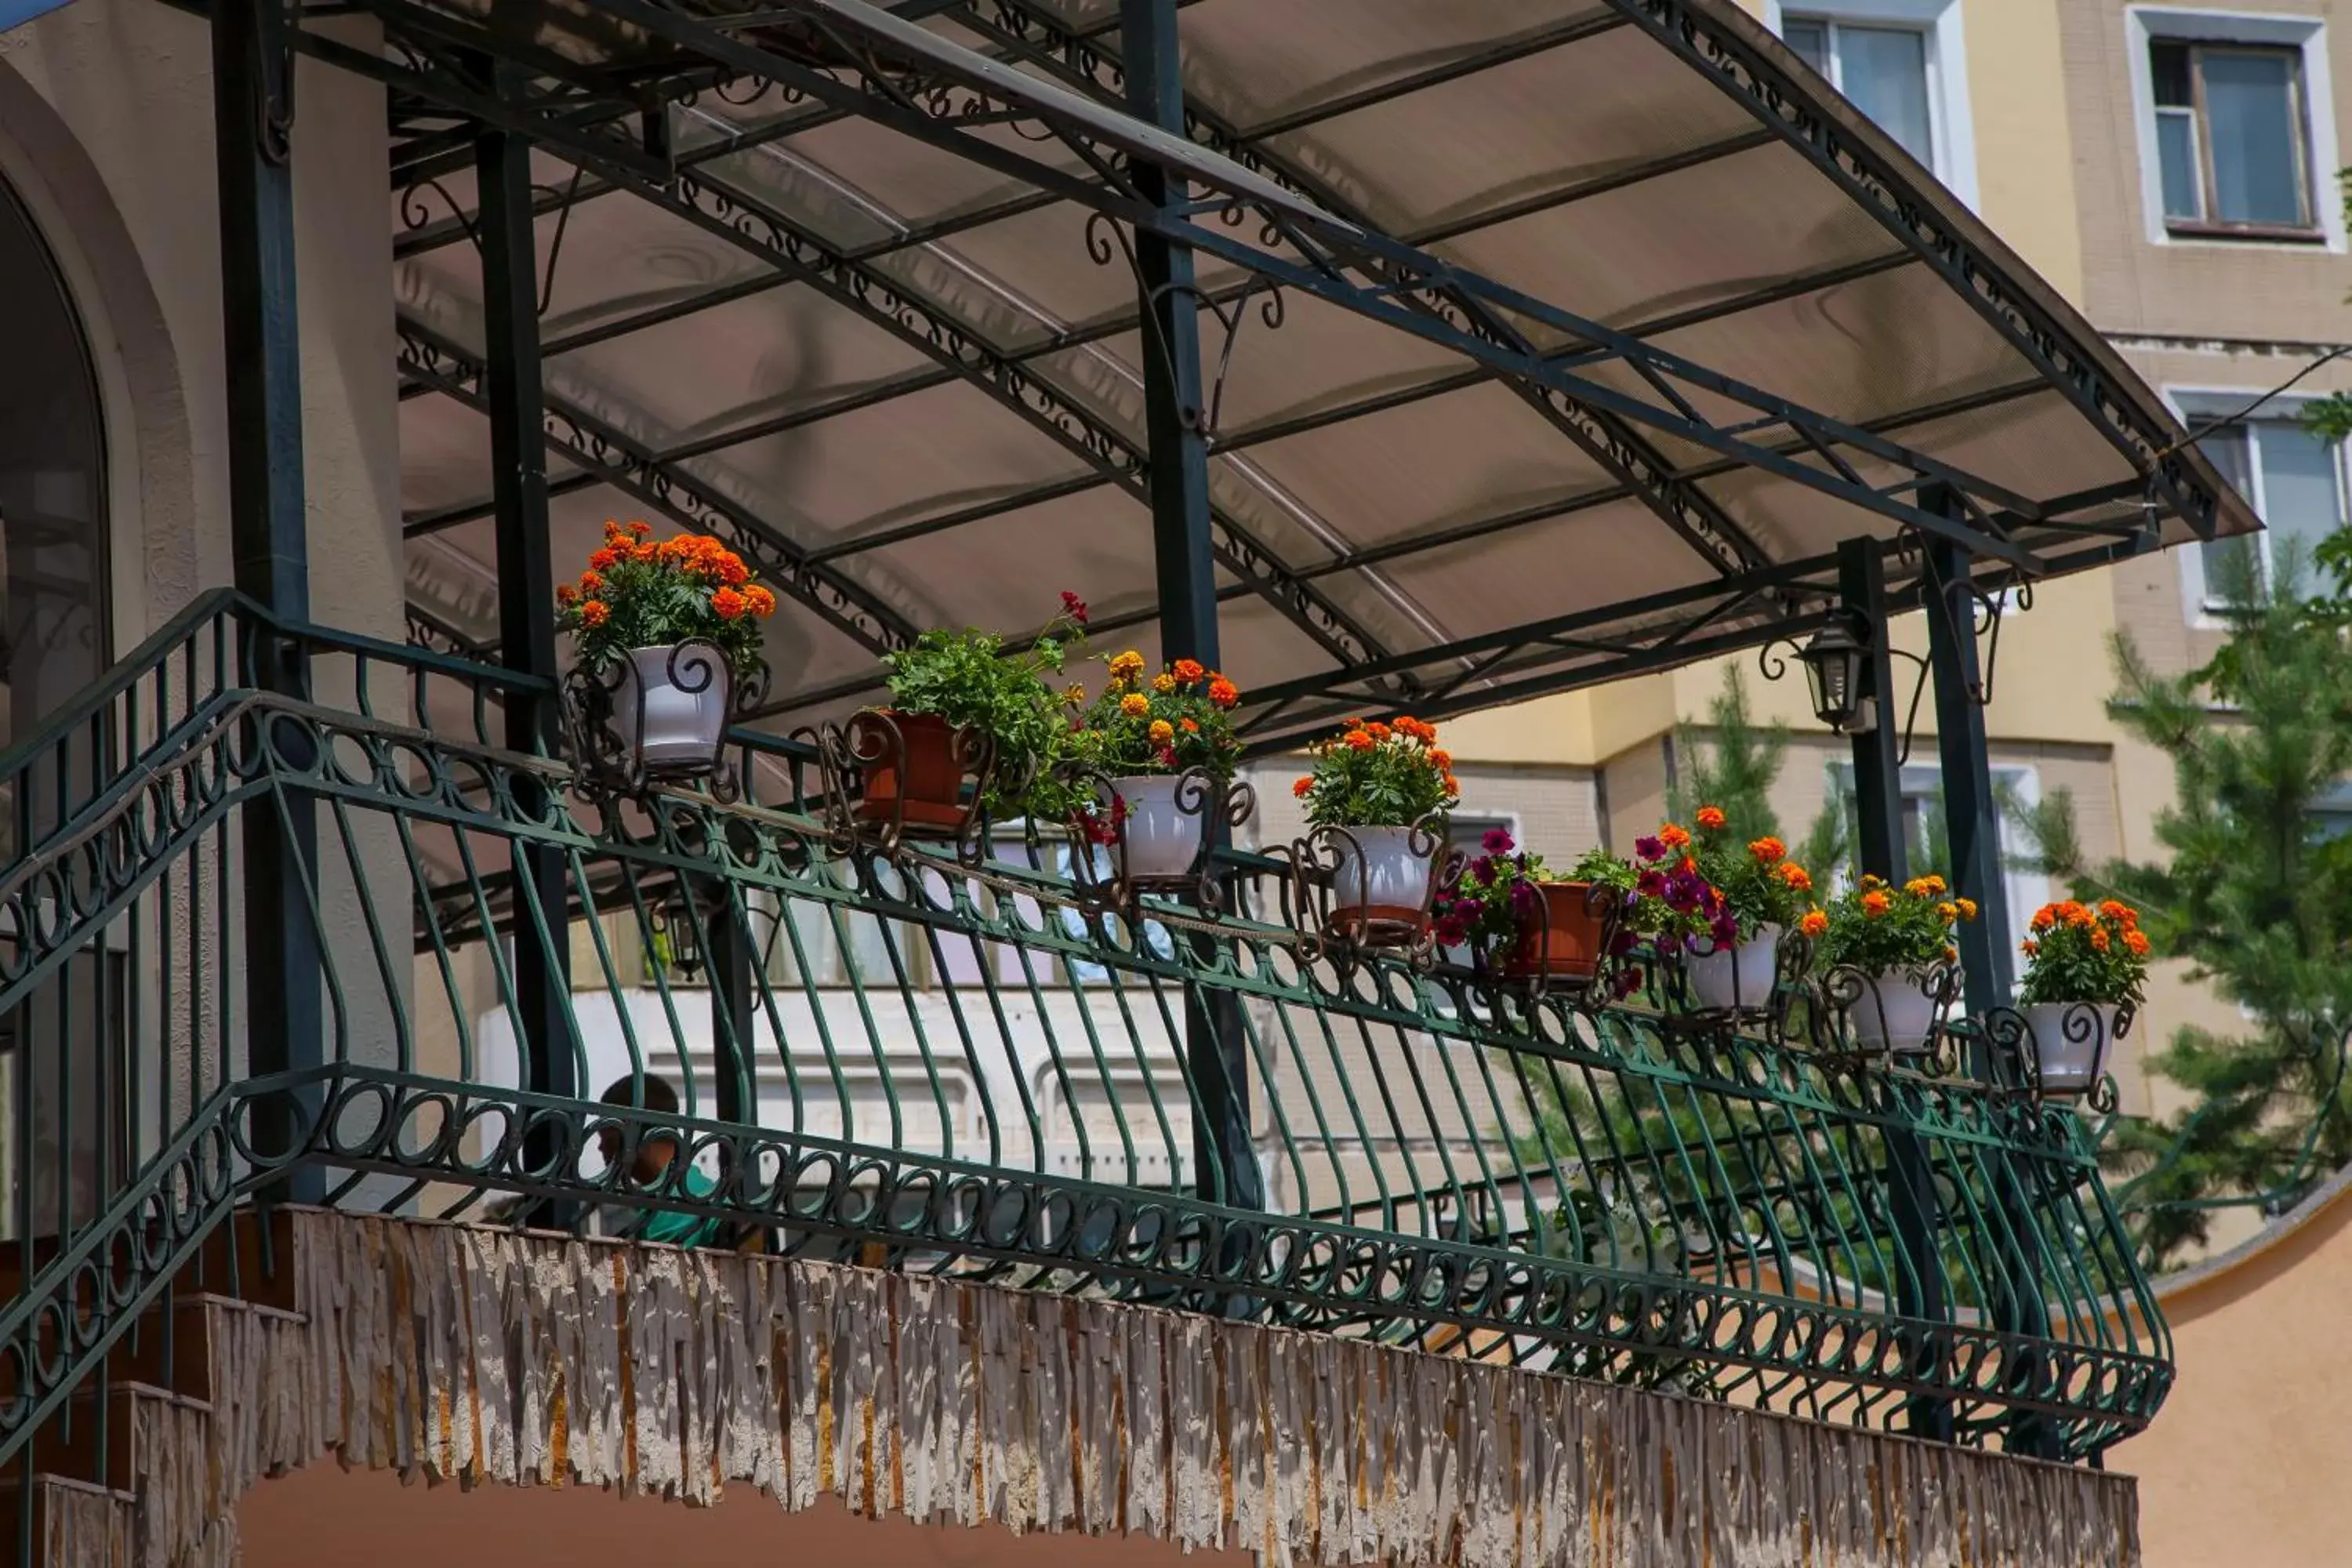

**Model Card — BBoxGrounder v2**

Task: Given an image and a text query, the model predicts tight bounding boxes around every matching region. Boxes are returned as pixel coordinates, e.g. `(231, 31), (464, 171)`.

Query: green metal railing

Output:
(0, 592), (2170, 1470)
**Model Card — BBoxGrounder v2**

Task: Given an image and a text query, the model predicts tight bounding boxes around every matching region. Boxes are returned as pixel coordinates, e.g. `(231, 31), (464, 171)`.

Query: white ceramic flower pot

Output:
(2024, 1001), (2117, 1094)
(1851, 970), (1939, 1054)
(1112, 775), (1204, 880)
(614, 644), (731, 771)
(1329, 824), (1438, 930)
(1687, 924), (1781, 1011)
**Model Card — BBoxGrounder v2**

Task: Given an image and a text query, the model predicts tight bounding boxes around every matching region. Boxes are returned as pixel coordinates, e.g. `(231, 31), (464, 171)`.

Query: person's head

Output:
(597, 1073), (681, 1178)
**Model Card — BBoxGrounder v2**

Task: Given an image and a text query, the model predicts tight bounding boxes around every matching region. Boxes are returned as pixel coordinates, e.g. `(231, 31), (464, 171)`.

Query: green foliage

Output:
(883, 604), (1085, 817)
(1065, 652), (1242, 779)
(1813, 873), (1969, 975)
(1297, 716), (1457, 828)
(1669, 665), (1787, 837)
(2017, 898), (2151, 1007)
(557, 524), (775, 677)
(2014, 554), (2352, 1268)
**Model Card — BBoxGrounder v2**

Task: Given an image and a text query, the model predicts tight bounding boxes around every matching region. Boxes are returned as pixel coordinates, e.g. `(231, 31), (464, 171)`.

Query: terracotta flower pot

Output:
(855, 710), (971, 829)
(1503, 881), (1610, 978)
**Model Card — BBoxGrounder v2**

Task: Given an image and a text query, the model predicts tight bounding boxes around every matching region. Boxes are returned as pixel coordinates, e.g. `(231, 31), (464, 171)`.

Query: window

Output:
(1785, 16), (1938, 168)
(2189, 413), (2345, 605)
(2151, 38), (2316, 234)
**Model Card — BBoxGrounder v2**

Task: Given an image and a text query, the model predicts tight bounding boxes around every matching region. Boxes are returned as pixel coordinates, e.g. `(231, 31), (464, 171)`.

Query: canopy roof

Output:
(358, 0), (2253, 750)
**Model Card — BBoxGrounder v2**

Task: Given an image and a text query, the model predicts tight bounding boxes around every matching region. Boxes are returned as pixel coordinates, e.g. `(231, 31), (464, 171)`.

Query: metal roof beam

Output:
(957, 0), (1771, 579)
(397, 318), (918, 655)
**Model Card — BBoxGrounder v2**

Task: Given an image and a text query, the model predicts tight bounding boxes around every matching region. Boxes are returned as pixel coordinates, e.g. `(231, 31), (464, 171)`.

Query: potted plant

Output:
(859, 593), (1088, 832)
(1062, 650), (1244, 880)
(1293, 716), (1459, 941)
(1682, 805), (1817, 1012)
(557, 521), (778, 775)
(1811, 873), (1976, 1054)
(1439, 833), (1626, 990)
(2017, 898), (2149, 1094)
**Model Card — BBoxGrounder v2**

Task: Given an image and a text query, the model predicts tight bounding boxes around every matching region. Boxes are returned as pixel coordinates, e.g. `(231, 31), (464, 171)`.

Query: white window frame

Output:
(2126, 8), (2347, 251)
(2165, 386), (2350, 622)
(1767, 0), (1981, 209)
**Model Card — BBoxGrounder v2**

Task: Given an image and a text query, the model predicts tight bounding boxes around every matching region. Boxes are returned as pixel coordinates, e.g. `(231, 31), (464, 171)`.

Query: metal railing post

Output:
(213, 0), (321, 1203)
(1838, 537), (1953, 1443)
(476, 65), (577, 1221)
(1122, 0), (1262, 1228)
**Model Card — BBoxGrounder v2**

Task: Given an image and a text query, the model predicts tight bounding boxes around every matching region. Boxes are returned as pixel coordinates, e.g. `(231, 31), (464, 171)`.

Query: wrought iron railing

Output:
(0, 592), (2169, 1465)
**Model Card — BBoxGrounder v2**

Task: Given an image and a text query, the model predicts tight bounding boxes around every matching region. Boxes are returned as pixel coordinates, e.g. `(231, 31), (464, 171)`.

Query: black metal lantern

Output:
(1795, 615), (1871, 733)
(648, 889), (704, 981)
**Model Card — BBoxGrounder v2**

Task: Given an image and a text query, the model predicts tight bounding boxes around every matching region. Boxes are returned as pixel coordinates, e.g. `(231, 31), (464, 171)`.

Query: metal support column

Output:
(1838, 538), (1951, 1442)
(214, 0), (321, 1200)
(1122, 0), (1261, 1221)
(476, 67), (576, 1214)
(1922, 500), (2050, 1457)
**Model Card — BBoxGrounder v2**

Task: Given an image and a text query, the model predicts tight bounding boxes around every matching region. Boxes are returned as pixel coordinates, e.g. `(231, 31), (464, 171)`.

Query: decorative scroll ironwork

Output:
(1278, 815), (1461, 973)
(1442, 878), (1632, 1009)
(798, 709), (1024, 868)
(561, 639), (768, 807)
(1980, 1001), (2131, 1113)
(1802, 962), (1966, 1073)
(1056, 764), (1257, 917)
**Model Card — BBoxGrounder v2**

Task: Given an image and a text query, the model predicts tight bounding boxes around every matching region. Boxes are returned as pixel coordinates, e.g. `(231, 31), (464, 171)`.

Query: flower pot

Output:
(1849, 969), (1940, 1054)
(856, 710), (972, 830)
(1329, 825), (1439, 937)
(612, 644), (731, 773)
(1686, 924), (1782, 1011)
(1112, 774), (1205, 881)
(2024, 1001), (2117, 1095)
(1503, 881), (1610, 979)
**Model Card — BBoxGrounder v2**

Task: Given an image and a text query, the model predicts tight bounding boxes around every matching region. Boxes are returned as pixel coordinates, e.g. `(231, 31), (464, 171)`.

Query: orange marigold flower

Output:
(1657, 822), (1691, 850)
(1343, 729), (1375, 751)
(2021, 938), (2040, 957)
(2031, 905), (2057, 932)
(2063, 903), (2095, 929)
(2125, 929), (2151, 956)
(1800, 909), (1829, 939)
(587, 546), (622, 572)
(1109, 651), (1146, 683)
(1207, 677), (1239, 709)
(1148, 719), (1174, 746)
(1778, 863), (1813, 892)
(555, 583), (579, 606)
(1441, 771), (1461, 795)
(2089, 927), (2111, 953)
(1428, 749), (1453, 769)
(1695, 805), (1727, 831)
(1367, 721), (1391, 742)
(1860, 889), (1892, 918)
(2099, 899), (2132, 924)
(717, 554), (749, 587)
(1181, 717), (1199, 733)
(1923, 874), (1948, 896)
(1904, 877), (1934, 899)
(744, 585), (777, 618)
(1120, 692), (1151, 717)
(711, 586), (748, 620)
(626, 520), (653, 539)
(1937, 900), (1959, 923)
(633, 542), (659, 563)
(1152, 673), (1177, 694)
(1944, 944), (1959, 964)
(603, 520), (626, 541)
(1171, 658), (1206, 684)
(1955, 897), (1977, 922)
(1292, 776), (1313, 799)
(579, 600), (610, 628)
(1748, 836), (1786, 865)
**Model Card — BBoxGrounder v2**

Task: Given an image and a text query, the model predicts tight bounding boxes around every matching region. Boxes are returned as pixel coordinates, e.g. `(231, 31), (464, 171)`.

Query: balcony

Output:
(0, 592), (2169, 1494)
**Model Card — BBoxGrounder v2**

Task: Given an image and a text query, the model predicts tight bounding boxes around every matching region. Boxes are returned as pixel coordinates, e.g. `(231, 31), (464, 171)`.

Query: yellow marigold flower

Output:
(1936, 900), (1959, 923)
(1063, 683), (1087, 705)
(1120, 692), (1150, 717)
(1109, 650), (1145, 682)
(1955, 897), (1977, 921)
(1904, 877), (1933, 899)
(1148, 719), (1174, 746)
(1923, 875), (1948, 895)
(1152, 672), (1177, 694)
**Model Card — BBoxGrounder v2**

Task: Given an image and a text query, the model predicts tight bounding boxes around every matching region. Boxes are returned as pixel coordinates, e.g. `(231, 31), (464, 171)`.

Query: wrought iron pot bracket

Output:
(1055, 764), (1257, 920)
(1273, 815), (1461, 975)
(1977, 1000), (2132, 1114)
(792, 709), (1036, 870)
(1443, 877), (1632, 1009)
(562, 640), (770, 808)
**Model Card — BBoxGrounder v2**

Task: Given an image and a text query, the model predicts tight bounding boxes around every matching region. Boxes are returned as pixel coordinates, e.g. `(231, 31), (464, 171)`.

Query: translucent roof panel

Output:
(369, 0), (2253, 748)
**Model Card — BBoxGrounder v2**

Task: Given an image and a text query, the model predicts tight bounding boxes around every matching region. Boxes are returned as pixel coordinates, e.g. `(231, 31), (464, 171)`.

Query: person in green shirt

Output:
(596, 1073), (729, 1248)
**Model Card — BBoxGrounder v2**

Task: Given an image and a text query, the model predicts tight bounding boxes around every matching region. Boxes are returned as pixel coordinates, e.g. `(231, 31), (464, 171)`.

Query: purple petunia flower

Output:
(1482, 826), (1515, 855)
(1608, 931), (1639, 956)
(1634, 835), (1664, 861)
(1509, 880), (1541, 917)
(1636, 869), (1667, 898)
